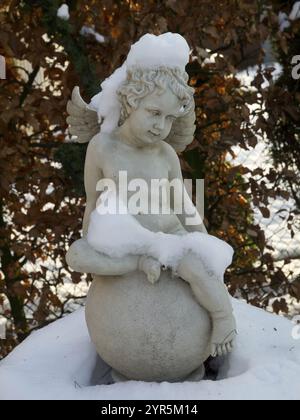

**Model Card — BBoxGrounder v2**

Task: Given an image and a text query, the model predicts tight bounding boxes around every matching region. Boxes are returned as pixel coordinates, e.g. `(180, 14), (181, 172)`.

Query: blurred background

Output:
(0, 0), (299, 359)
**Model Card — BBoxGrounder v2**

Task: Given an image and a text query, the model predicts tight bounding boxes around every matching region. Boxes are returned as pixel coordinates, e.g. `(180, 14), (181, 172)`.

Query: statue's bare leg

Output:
(176, 253), (237, 358)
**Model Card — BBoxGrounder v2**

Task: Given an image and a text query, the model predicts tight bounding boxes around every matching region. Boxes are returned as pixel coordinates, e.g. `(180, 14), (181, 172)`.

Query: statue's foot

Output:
(210, 315), (237, 358)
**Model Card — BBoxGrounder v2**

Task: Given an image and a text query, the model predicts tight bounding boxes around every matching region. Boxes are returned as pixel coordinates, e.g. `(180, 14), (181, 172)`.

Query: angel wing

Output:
(66, 87), (101, 143)
(165, 103), (196, 153)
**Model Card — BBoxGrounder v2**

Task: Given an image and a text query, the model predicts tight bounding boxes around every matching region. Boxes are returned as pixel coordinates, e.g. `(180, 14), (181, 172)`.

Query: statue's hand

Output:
(138, 256), (161, 284)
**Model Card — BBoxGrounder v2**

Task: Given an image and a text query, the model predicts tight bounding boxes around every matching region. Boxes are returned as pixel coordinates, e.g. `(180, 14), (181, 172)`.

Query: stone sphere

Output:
(85, 270), (211, 382)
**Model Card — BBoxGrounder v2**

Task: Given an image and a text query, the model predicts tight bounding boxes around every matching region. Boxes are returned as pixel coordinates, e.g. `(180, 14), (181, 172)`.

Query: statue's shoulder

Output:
(88, 132), (114, 155)
(161, 140), (179, 160)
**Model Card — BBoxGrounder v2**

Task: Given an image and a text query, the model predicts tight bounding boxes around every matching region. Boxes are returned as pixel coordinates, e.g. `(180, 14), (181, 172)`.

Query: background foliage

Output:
(0, 0), (299, 359)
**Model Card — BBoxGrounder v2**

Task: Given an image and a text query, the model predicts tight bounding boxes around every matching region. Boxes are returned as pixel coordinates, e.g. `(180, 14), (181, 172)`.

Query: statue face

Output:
(123, 88), (185, 146)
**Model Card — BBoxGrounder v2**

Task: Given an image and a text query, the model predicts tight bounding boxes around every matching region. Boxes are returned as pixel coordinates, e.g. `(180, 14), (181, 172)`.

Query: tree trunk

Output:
(0, 199), (28, 343)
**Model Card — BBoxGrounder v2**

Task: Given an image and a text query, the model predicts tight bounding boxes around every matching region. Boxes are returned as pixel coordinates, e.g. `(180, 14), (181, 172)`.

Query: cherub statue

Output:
(66, 33), (237, 382)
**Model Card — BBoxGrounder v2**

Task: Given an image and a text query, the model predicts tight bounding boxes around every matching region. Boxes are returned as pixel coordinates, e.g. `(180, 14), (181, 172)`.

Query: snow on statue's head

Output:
(90, 33), (196, 152)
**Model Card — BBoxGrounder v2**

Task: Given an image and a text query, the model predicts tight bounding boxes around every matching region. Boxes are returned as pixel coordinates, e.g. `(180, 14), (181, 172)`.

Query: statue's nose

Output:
(154, 117), (165, 131)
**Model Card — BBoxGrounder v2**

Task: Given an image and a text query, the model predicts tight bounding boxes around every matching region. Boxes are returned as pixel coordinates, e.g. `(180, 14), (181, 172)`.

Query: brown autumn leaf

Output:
(259, 207), (271, 219)
(272, 299), (289, 314)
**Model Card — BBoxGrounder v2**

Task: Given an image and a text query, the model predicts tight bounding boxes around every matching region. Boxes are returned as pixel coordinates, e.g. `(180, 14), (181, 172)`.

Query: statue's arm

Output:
(82, 137), (102, 237)
(66, 238), (139, 276)
(165, 142), (207, 234)
(66, 136), (139, 276)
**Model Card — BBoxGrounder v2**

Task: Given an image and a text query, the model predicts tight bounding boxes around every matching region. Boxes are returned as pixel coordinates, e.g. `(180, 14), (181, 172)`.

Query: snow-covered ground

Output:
(0, 299), (299, 400)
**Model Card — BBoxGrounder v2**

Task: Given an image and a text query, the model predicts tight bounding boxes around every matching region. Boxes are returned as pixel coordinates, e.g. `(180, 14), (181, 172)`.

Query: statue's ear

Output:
(165, 106), (196, 153)
(119, 94), (139, 125)
(126, 94), (139, 112)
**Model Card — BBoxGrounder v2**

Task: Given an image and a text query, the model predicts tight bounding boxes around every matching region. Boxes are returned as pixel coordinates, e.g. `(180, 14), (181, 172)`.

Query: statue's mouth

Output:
(148, 131), (160, 137)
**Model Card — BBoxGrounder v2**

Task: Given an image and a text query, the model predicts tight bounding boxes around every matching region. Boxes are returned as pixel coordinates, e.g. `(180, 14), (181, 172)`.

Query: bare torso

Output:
(93, 133), (185, 234)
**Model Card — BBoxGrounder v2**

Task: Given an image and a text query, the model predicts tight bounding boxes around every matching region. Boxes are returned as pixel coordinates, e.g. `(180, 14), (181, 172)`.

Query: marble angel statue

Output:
(66, 33), (237, 382)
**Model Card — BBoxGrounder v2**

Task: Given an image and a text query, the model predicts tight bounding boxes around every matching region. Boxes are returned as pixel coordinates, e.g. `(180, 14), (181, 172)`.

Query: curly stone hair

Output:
(117, 66), (196, 152)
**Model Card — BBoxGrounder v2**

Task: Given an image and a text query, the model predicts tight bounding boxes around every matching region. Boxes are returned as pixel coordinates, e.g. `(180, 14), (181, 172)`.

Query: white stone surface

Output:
(86, 271), (211, 382)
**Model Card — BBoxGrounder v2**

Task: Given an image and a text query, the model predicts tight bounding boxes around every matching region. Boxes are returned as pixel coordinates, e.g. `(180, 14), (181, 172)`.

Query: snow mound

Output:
(0, 299), (299, 400)
(126, 33), (190, 71)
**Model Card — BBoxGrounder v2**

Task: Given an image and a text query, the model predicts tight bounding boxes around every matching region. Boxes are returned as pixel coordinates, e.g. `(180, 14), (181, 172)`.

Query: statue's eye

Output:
(180, 103), (188, 113)
(167, 115), (176, 122)
(148, 109), (161, 117)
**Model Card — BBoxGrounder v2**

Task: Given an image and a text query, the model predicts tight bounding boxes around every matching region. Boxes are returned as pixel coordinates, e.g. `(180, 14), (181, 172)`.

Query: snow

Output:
(0, 317), (6, 339)
(290, 2), (300, 20)
(0, 299), (299, 400)
(230, 138), (300, 281)
(89, 64), (127, 132)
(45, 182), (54, 195)
(57, 4), (70, 21)
(126, 33), (190, 71)
(86, 192), (233, 277)
(80, 26), (106, 44)
(236, 63), (283, 89)
(202, 53), (223, 66)
(278, 12), (291, 32)
(89, 33), (190, 134)
(232, 63), (300, 283)
(195, 48), (224, 66)
(278, 2), (300, 31)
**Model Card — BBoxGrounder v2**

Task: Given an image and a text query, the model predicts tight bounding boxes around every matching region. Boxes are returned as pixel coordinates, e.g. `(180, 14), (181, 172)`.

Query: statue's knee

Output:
(177, 253), (200, 282)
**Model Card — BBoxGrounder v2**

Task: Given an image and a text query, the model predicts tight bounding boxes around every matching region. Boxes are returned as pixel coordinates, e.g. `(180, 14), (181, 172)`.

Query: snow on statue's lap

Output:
(87, 209), (234, 277)
(0, 300), (299, 400)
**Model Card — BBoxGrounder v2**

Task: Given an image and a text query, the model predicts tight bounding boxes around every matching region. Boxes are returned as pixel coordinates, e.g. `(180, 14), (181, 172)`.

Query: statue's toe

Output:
(217, 345), (223, 357)
(211, 344), (217, 358)
(222, 344), (227, 355)
(226, 342), (233, 353)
